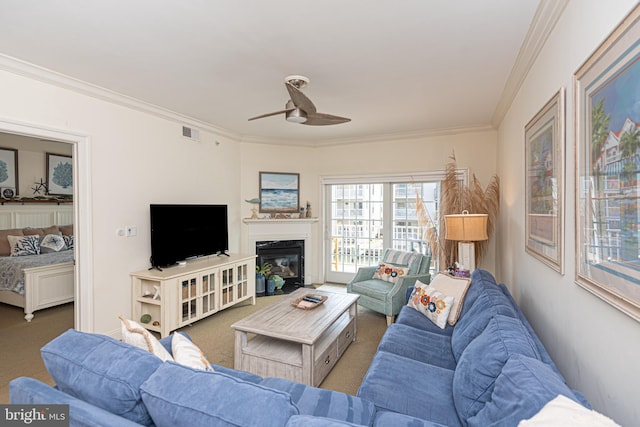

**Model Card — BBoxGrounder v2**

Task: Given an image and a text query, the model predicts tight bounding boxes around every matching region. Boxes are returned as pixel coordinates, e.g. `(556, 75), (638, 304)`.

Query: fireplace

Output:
(256, 239), (304, 294)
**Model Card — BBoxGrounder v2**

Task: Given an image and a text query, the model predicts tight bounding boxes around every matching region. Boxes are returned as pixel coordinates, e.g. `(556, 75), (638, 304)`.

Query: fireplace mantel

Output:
(244, 218), (318, 285)
(243, 218), (318, 225)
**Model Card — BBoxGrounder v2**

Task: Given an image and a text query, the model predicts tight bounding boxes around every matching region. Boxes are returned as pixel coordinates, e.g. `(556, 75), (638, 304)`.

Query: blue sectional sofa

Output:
(9, 269), (590, 426)
(9, 329), (422, 426)
(357, 269), (590, 426)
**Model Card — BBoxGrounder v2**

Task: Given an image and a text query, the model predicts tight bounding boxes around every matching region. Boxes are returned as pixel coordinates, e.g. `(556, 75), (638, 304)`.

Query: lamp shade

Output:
(444, 211), (488, 242)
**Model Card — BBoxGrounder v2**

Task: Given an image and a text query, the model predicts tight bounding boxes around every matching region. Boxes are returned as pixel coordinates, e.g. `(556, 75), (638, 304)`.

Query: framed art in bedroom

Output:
(0, 147), (18, 195)
(46, 153), (73, 196)
(525, 88), (565, 274)
(574, 4), (640, 321)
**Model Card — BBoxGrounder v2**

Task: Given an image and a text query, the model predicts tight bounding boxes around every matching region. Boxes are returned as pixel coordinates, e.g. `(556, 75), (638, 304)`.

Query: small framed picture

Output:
(47, 153), (73, 196)
(0, 147), (18, 195)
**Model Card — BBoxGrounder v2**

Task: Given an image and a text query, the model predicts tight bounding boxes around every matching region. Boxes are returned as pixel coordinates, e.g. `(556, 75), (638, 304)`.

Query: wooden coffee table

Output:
(231, 288), (359, 387)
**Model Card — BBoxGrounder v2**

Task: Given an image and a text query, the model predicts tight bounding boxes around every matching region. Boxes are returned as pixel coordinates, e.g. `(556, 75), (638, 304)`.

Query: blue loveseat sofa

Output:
(9, 269), (591, 426)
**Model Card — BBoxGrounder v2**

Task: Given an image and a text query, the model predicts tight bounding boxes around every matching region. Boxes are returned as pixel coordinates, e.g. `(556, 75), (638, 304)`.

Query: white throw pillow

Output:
(40, 233), (67, 253)
(171, 332), (214, 371)
(428, 273), (472, 325)
(518, 395), (620, 426)
(118, 316), (174, 362)
(407, 280), (455, 329)
(8, 235), (40, 256)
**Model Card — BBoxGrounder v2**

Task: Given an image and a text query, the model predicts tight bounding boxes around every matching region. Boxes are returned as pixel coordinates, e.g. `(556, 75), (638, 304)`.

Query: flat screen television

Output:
(150, 204), (228, 268)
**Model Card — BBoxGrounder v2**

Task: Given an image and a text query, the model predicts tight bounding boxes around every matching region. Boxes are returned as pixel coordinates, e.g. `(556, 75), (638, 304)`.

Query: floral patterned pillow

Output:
(372, 262), (409, 284)
(407, 280), (455, 329)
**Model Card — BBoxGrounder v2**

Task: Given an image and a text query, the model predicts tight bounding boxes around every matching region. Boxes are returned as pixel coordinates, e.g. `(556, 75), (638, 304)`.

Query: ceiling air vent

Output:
(182, 125), (200, 142)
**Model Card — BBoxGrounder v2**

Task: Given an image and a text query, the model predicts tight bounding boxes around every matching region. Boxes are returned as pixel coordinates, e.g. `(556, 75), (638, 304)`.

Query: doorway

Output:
(0, 118), (93, 331)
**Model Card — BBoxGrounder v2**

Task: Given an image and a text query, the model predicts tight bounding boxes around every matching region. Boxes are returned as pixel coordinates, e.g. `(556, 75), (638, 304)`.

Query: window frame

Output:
(320, 170), (468, 283)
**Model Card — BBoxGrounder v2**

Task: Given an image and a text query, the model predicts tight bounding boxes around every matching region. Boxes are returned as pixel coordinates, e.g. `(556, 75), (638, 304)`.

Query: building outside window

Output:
(324, 178), (440, 284)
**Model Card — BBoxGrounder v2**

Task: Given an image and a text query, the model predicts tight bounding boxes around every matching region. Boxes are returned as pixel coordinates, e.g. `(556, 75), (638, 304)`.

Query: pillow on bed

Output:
(0, 228), (24, 256)
(63, 235), (74, 250)
(23, 226), (60, 237)
(40, 233), (68, 253)
(59, 225), (74, 236)
(8, 235), (40, 256)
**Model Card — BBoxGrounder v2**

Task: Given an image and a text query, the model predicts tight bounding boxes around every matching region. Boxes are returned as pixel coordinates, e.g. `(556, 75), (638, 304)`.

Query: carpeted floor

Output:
(0, 302), (75, 404)
(0, 284), (387, 403)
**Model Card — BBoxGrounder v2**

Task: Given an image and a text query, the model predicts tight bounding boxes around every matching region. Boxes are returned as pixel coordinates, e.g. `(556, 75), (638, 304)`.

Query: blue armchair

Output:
(347, 249), (431, 325)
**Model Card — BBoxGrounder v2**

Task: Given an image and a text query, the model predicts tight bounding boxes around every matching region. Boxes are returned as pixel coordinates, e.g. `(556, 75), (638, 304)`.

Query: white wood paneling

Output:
(0, 203), (73, 229)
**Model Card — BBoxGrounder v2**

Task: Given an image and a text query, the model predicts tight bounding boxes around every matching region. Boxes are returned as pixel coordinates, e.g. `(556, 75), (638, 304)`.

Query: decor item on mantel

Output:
(245, 198), (260, 219)
(305, 200), (312, 218)
(418, 152), (499, 272)
(273, 213), (292, 219)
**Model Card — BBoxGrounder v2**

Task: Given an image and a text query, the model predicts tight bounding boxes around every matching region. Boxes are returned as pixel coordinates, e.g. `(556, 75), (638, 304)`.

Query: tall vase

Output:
(266, 278), (275, 296)
(256, 274), (266, 295)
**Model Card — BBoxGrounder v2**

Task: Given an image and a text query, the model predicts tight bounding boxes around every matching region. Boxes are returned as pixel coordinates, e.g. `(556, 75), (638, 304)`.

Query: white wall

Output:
(239, 130), (499, 282)
(0, 63), (497, 337)
(238, 142), (322, 282)
(496, 1), (639, 425)
(0, 69), (242, 336)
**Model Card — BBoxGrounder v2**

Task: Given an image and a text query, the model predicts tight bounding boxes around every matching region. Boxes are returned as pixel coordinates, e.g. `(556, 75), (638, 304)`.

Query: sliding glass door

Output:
(324, 177), (441, 284)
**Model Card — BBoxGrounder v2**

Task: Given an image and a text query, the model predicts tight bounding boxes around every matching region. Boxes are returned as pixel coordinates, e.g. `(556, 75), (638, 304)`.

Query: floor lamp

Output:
(444, 210), (488, 272)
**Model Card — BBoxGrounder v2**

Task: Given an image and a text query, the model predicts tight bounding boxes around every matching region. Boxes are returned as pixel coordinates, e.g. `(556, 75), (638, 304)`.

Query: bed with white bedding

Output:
(0, 251), (74, 321)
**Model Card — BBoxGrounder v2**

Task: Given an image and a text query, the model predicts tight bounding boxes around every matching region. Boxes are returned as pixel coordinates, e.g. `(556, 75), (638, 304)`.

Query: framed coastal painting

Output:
(574, 4), (640, 321)
(0, 147), (18, 195)
(46, 153), (73, 196)
(525, 88), (565, 274)
(259, 172), (299, 213)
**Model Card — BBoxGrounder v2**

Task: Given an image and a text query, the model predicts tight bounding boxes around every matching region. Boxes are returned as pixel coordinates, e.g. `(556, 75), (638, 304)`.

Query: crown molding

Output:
(240, 124), (496, 148)
(491, 0), (569, 127)
(0, 54), (241, 143)
(0, 53), (497, 148)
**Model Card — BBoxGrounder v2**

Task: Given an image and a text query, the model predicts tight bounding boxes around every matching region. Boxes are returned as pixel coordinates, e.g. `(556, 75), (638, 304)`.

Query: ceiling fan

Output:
(248, 75), (351, 126)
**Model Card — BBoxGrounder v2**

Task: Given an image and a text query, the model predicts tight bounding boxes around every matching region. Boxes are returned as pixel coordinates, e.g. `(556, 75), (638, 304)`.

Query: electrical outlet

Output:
(116, 228), (125, 237)
(125, 226), (137, 237)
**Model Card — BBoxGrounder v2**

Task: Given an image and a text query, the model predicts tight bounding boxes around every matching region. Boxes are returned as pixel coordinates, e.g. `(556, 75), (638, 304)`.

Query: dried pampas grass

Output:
(437, 152), (500, 269)
(415, 189), (439, 258)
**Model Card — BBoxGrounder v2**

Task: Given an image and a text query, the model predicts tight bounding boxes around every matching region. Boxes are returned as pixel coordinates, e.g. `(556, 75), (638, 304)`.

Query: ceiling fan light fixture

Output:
(249, 75), (350, 126)
(286, 108), (307, 123)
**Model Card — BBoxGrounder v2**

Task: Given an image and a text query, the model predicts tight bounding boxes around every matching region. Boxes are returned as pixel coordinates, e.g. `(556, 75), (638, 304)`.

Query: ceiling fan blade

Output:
(285, 82), (317, 114)
(248, 108), (294, 121)
(303, 112), (351, 126)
